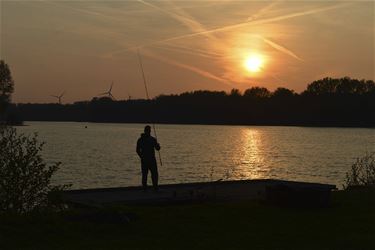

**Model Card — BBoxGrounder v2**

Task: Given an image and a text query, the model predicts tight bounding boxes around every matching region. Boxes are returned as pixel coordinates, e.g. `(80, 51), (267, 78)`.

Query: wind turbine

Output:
(51, 91), (65, 104)
(98, 81), (115, 100)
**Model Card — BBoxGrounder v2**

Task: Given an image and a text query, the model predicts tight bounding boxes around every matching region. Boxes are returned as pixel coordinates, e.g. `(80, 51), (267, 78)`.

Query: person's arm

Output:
(154, 138), (161, 151)
(136, 139), (142, 158)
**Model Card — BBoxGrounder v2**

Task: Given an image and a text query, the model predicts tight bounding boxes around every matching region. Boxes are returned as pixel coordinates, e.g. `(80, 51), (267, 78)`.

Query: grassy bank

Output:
(1, 189), (374, 250)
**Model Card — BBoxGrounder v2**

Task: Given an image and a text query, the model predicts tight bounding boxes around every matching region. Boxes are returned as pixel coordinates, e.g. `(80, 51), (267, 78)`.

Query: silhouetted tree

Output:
(304, 77), (375, 96)
(230, 88), (241, 97)
(244, 87), (271, 99)
(272, 87), (295, 99)
(0, 60), (14, 120)
(12, 77), (375, 127)
(304, 77), (339, 95)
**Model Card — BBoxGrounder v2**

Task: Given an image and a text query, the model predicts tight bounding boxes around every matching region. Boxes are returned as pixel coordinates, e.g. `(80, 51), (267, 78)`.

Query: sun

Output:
(244, 55), (263, 73)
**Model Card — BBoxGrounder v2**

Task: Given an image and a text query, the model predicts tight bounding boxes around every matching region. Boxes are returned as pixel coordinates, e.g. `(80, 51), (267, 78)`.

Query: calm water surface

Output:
(18, 122), (375, 189)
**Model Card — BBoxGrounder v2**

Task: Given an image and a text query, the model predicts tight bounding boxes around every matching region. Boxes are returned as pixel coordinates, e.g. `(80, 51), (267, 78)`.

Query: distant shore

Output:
(20, 120), (375, 129)
(11, 77), (375, 129)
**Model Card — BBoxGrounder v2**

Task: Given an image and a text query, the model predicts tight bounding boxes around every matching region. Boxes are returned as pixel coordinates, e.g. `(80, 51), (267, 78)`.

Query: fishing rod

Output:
(137, 49), (163, 166)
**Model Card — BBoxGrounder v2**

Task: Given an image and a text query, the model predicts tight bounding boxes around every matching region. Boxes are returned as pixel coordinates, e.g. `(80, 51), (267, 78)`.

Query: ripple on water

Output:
(18, 122), (375, 189)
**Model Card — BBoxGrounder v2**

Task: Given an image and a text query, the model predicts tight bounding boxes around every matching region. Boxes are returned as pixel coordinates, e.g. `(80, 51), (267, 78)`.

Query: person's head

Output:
(144, 125), (151, 135)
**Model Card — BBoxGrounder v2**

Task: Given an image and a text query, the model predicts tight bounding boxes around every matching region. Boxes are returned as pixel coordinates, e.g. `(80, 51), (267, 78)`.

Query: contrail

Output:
(109, 0), (207, 56)
(106, 0), (220, 58)
(108, 2), (351, 57)
(137, 0), (217, 41)
(260, 36), (303, 61)
(152, 45), (220, 59)
(43, 0), (219, 20)
(40, 0), (128, 23)
(139, 49), (230, 85)
(247, 1), (281, 21)
(165, 0), (284, 57)
(164, 0), (217, 39)
(157, 43), (239, 60)
(40, 0), (141, 54)
(165, 43), (221, 56)
(269, 74), (286, 84)
(159, 2), (351, 43)
(141, 1), (301, 64)
(166, 43), (225, 58)
(137, 0), (200, 29)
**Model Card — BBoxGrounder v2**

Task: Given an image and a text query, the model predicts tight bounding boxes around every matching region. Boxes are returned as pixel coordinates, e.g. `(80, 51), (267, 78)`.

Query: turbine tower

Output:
(51, 91), (65, 104)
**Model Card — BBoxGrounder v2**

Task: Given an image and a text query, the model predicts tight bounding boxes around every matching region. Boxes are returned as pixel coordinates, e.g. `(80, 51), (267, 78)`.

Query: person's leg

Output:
(150, 164), (159, 190)
(141, 164), (148, 190)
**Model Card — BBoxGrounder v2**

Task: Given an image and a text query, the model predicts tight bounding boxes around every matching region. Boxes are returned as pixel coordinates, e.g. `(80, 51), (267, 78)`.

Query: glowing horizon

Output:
(1, 1), (373, 103)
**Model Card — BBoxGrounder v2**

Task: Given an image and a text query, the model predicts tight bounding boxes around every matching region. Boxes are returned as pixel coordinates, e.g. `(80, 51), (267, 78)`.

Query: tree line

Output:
(0, 60), (14, 124)
(8, 77), (375, 127)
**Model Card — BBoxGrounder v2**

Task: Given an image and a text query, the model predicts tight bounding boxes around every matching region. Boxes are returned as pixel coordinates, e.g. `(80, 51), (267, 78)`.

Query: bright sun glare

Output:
(244, 55), (263, 73)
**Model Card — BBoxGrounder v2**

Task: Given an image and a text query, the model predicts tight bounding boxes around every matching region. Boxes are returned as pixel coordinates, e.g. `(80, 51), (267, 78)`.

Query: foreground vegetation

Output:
(1, 189), (374, 250)
(344, 152), (375, 189)
(0, 126), (69, 214)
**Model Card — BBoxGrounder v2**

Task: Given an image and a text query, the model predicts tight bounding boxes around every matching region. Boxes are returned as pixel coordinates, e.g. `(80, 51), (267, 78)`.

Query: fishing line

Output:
(137, 49), (163, 166)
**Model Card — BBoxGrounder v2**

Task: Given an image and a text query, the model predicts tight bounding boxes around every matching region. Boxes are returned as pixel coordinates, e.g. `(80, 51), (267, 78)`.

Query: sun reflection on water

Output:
(236, 128), (268, 180)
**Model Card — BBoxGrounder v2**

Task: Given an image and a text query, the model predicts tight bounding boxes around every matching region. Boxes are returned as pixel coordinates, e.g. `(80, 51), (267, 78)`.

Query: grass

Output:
(1, 189), (374, 250)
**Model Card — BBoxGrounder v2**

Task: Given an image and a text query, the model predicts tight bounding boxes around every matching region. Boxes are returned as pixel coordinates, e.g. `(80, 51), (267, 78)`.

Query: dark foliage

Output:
(344, 152), (375, 189)
(0, 126), (69, 214)
(15, 77), (375, 127)
(0, 60), (15, 120)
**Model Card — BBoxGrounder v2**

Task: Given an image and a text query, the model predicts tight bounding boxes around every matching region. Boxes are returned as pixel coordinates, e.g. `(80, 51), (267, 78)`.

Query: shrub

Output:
(344, 152), (375, 189)
(0, 126), (68, 214)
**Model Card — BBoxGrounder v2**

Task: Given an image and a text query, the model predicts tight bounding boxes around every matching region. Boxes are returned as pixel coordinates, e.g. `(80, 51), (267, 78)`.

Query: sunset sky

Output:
(1, 0), (374, 103)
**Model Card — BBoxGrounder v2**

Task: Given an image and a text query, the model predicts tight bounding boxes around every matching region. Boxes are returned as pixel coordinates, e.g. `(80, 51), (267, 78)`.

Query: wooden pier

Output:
(62, 179), (336, 207)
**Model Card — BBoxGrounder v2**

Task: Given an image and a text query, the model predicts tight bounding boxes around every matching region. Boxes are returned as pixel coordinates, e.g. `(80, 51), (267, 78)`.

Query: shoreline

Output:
(21, 120), (375, 129)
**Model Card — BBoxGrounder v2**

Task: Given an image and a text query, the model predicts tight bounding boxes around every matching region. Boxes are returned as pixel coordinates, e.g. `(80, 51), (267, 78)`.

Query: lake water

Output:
(18, 122), (375, 189)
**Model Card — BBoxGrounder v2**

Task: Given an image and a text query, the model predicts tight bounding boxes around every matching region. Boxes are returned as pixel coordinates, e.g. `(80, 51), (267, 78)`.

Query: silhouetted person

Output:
(136, 125), (161, 191)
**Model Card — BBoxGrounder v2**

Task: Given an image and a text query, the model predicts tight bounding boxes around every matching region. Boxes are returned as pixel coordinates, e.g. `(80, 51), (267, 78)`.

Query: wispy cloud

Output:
(151, 45), (220, 59)
(260, 36), (303, 61)
(137, 0), (217, 41)
(159, 2), (351, 43)
(106, 2), (351, 58)
(247, 1), (281, 21)
(139, 49), (230, 85)
(40, 0), (128, 23)
(101, 1), (211, 58)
